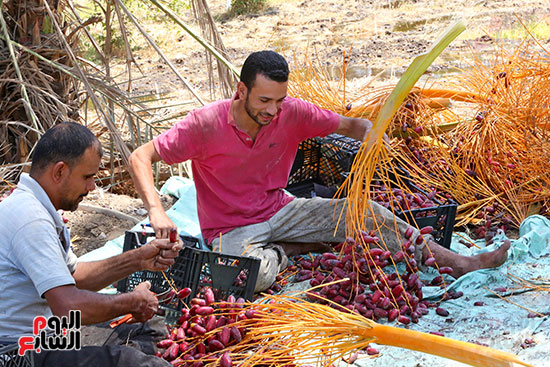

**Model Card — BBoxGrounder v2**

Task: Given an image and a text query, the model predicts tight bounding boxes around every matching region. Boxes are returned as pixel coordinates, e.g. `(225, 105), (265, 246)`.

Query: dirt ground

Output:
(66, 0), (549, 256)
(65, 191), (176, 256)
(134, 0), (549, 86)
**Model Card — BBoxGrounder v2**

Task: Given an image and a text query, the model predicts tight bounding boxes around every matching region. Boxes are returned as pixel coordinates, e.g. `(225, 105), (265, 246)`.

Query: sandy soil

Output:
(67, 0), (549, 256)
(133, 0), (548, 88)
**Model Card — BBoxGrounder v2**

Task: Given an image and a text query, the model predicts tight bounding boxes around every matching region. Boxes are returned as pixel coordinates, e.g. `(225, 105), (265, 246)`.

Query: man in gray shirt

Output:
(0, 122), (178, 366)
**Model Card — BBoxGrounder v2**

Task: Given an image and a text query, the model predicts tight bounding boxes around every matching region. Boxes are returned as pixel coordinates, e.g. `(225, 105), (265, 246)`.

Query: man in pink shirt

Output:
(129, 51), (510, 291)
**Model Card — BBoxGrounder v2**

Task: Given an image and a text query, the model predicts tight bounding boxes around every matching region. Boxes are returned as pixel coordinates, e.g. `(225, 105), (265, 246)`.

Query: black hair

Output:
(240, 50), (289, 89)
(30, 121), (102, 175)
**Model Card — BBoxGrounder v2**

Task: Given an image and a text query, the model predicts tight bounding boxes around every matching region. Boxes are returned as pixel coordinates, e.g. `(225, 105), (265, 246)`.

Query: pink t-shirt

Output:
(154, 95), (340, 243)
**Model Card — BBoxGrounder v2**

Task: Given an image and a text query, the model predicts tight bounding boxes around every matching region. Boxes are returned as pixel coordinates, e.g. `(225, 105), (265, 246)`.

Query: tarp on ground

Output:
(347, 217), (550, 367)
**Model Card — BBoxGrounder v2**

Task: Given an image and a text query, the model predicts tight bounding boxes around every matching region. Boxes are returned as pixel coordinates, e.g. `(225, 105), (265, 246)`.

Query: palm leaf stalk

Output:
(341, 20), (466, 241)
(0, 0), (201, 192)
(0, 0), (82, 171)
(1, 37), (164, 139)
(66, 0), (106, 65)
(0, 1), (39, 131)
(112, 0), (142, 93)
(3, 25), (179, 134)
(191, 0), (237, 99)
(41, 0), (131, 165)
(203, 295), (532, 367)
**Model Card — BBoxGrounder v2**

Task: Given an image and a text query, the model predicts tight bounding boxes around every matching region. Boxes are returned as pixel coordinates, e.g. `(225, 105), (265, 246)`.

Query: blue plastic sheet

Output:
(353, 215), (550, 367)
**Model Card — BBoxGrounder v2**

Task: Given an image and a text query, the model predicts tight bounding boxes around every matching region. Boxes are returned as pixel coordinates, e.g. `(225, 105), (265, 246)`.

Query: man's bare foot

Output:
(277, 242), (332, 257)
(472, 239), (511, 269)
(424, 239), (511, 279)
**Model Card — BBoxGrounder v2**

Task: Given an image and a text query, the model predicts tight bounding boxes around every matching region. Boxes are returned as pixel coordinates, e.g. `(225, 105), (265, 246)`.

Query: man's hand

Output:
(361, 119), (390, 146)
(335, 116), (389, 145)
(361, 118), (374, 141)
(149, 207), (177, 239)
(127, 281), (158, 323)
(128, 141), (174, 238)
(139, 237), (183, 272)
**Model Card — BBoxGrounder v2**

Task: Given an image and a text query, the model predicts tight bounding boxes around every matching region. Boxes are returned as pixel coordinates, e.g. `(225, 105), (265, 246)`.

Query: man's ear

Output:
(236, 81), (248, 99)
(51, 161), (69, 184)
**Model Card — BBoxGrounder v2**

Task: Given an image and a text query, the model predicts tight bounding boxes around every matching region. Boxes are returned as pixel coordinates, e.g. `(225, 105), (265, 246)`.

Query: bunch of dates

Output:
(155, 287), (250, 367)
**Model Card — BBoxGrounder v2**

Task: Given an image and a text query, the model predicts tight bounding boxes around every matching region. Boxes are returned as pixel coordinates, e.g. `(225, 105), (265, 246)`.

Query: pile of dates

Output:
(471, 202), (514, 243)
(290, 227), (455, 325)
(370, 183), (441, 213)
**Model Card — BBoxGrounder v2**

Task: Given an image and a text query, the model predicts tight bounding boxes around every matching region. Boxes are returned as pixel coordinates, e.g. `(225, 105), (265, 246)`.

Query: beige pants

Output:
(210, 197), (425, 292)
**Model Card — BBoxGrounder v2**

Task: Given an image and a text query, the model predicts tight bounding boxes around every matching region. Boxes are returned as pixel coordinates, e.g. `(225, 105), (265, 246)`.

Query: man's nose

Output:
(87, 179), (96, 191)
(266, 102), (277, 115)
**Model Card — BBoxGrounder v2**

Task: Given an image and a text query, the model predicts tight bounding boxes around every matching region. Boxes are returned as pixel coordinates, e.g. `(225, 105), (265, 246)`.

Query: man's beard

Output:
(245, 96), (274, 126)
(60, 193), (87, 212)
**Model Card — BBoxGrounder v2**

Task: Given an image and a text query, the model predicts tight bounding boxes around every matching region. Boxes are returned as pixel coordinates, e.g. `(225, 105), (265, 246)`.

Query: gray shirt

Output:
(0, 173), (78, 338)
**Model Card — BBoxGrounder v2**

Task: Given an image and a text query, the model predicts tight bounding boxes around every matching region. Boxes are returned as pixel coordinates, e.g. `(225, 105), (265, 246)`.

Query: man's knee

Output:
(250, 245), (287, 292)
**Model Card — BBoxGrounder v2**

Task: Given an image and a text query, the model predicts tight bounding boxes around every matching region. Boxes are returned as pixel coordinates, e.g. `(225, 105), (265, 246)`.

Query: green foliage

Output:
(493, 19), (550, 40)
(229, 0), (267, 16)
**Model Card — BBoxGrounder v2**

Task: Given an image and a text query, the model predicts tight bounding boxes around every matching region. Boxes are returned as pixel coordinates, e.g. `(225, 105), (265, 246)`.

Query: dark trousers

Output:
(33, 316), (171, 367)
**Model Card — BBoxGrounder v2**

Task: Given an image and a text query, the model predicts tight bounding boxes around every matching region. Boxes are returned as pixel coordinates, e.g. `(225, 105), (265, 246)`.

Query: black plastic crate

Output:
(0, 339), (34, 367)
(285, 179), (339, 199)
(188, 250), (261, 304)
(116, 230), (260, 322)
(396, 198), (457, 249)
(318, 134), (362, 186)
(288, 134), (362, 188)
(372, 178), (457, 249)
(117, 231), (201, 295)
(288, 137), (322, 185)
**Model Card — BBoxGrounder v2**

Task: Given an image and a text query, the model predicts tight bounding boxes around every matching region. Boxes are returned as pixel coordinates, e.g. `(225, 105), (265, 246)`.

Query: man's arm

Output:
(44, 281), (157, 325)
(128, 141), (176, 239)
(333, 116), (373, 142)
(72, 238), (182, 291)
(333, 115), (389, 144)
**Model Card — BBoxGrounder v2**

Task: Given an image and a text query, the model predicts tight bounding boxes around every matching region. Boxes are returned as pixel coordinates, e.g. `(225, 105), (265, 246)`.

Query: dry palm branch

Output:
(191, 0), (238, 99)
(148, 0), (239, 80)
(211, 294), (532, 367)
(0, 0), (144, 189)
(386, 36), (550, 227)
(0, 0), (239, 192)
(0, 0), (81, 166)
